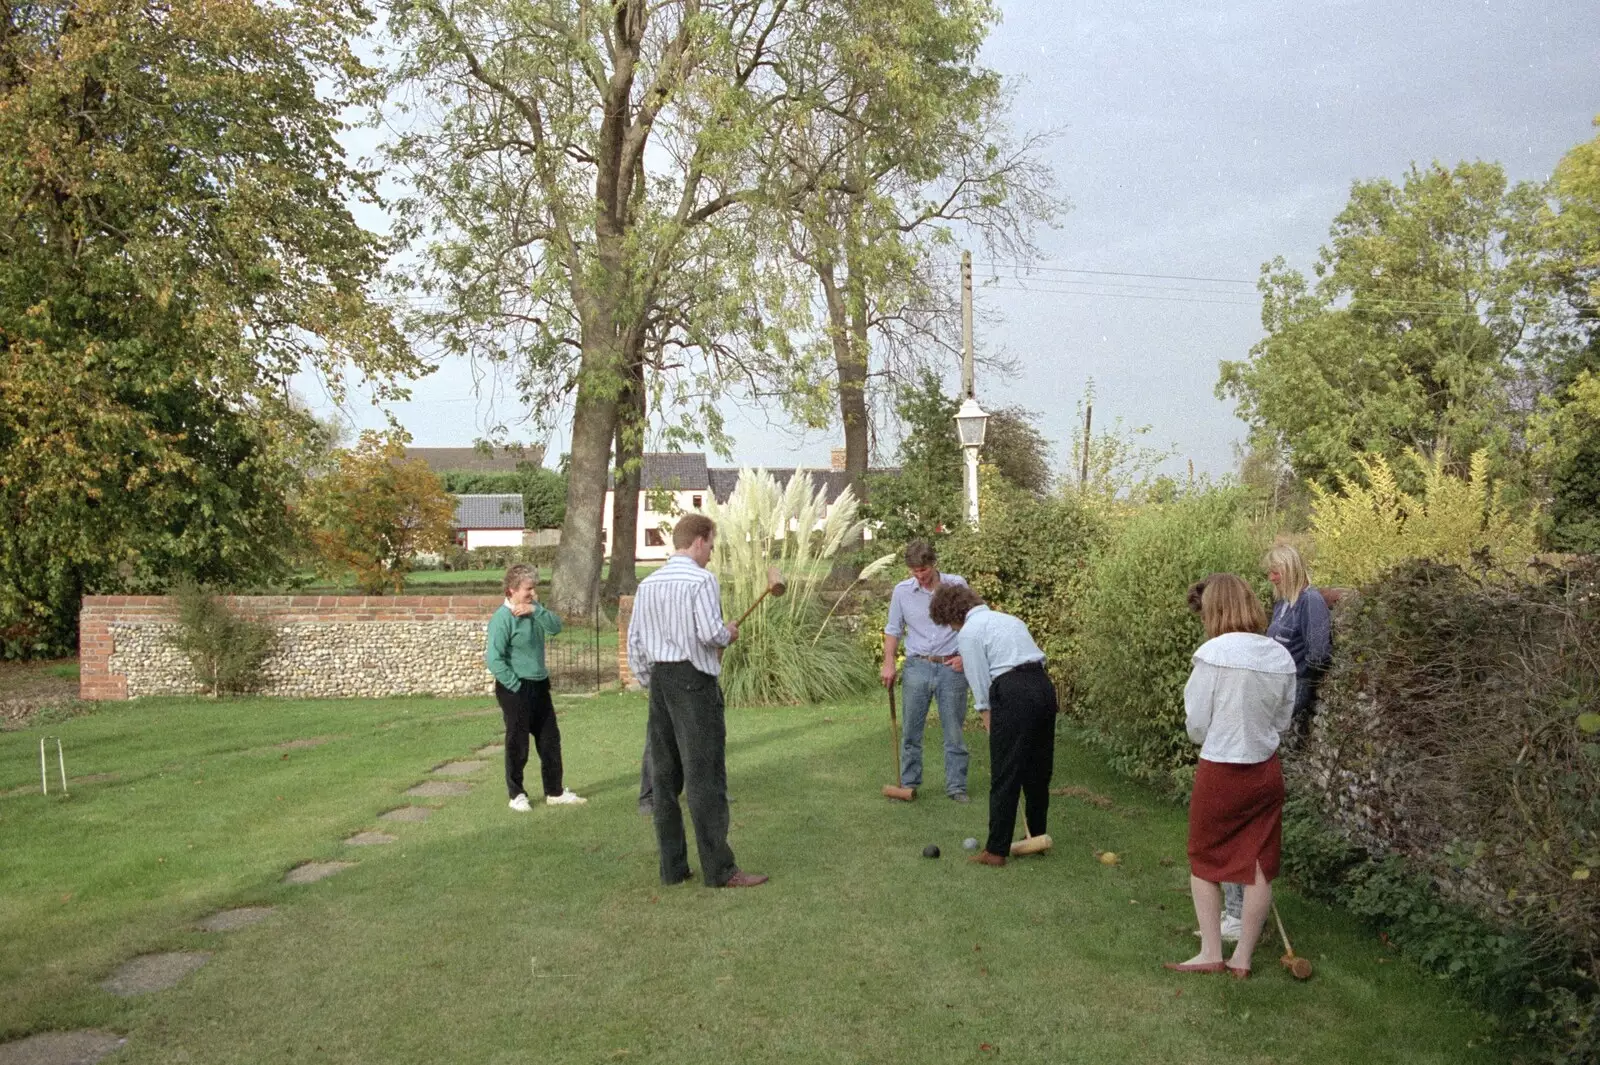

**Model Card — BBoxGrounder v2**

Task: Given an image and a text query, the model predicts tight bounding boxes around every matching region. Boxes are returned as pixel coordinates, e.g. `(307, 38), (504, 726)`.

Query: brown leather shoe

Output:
(968, 850), (1006, 867)
(717, 870), (769, 888)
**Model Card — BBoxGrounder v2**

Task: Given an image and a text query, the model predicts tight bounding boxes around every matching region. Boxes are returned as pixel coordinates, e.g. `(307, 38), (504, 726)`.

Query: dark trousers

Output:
(984, 663), (1058, 857)
(647, 661), (738, 886)
(639, 738), (653, 804)
(494, 678), (562, 799)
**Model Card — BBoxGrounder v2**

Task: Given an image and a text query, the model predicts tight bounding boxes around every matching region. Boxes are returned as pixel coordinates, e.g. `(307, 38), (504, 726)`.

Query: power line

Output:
(969, 260), (1258, 287)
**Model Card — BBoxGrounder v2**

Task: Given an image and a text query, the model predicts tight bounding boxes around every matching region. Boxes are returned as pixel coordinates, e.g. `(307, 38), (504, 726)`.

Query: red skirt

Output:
(1187, 755), (1284, 884)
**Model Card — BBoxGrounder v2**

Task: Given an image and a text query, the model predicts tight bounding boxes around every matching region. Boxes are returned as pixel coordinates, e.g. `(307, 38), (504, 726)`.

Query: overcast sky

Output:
(302, 0), (1600, 480)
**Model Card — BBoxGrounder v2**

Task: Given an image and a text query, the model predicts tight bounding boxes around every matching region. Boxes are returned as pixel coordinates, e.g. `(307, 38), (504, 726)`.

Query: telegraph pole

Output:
(961, 250), (974, 399)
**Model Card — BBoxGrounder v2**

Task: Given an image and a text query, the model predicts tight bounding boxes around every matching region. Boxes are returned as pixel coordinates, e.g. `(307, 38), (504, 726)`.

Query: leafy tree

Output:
(307, 433), (457, 594)
(1218, 161), (1577, 495)
(383, 0), (845, 617)
(0, 0), (417, 656)
(756, 0), (1059, 515)
(1538, 121), (1600, 551)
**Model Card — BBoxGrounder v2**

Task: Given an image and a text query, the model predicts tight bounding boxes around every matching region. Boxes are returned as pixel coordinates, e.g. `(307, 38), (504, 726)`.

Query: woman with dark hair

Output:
(928, 583), (1056, 868)
(1166, 573), (1295, 979)
(486, 563), (584, 811)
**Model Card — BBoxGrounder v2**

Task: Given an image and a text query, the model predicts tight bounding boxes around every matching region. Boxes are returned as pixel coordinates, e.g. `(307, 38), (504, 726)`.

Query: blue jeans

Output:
(899, 657), (970, 795)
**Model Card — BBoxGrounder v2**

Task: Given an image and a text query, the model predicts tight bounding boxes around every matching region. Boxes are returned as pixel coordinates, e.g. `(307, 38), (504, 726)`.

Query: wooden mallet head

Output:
(733, 567), (788, 627)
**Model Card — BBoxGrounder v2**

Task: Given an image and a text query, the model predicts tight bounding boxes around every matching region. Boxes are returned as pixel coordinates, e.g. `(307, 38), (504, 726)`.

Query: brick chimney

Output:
(830, 447), (847, 471)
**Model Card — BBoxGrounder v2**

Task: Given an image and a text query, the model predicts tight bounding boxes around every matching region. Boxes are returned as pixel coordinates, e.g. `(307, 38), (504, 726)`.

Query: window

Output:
(645, 528), (665, 547)
(692, 494), (703, 509)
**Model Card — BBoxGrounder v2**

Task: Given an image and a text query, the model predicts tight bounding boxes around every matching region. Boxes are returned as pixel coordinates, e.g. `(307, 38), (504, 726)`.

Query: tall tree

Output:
(0, 0), (416, 656)
(1534, 119), (1600, 551)
(1218, 161), (1578, 495)
(384, 0), (834, 616)
(758, 0), (1058, 513)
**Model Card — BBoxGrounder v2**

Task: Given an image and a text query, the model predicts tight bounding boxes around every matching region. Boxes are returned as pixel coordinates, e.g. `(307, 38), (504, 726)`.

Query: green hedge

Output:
(1069, 488), (1267, 793)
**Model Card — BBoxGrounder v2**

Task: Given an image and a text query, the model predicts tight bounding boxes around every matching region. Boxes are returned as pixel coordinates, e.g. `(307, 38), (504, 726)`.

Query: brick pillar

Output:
(79, 600), (129, 700)
(617, 595), (638, 690)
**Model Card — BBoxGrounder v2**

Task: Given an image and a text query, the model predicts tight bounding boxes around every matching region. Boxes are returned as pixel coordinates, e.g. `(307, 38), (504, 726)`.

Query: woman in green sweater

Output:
(485, 564), (585, 811)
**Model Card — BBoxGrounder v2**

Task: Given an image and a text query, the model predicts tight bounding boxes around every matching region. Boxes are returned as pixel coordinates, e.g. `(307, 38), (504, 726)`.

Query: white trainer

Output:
(508, 794), (532, 812)
(545, 789), (588, 806)
(1193, 915), (1245, 941)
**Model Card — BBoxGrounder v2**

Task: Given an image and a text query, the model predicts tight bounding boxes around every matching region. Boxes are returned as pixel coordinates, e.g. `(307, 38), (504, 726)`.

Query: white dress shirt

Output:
(1184, 632), (1296, 764)
(626, 554), (733, 688)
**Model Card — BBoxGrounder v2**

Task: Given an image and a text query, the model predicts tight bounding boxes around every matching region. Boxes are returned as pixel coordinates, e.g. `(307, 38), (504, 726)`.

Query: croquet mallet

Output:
(1010, 813), (1053, 856)
(1274, 902), (1313, 980)
(732, 566), (787, 627)
(882, 680), (915, 801)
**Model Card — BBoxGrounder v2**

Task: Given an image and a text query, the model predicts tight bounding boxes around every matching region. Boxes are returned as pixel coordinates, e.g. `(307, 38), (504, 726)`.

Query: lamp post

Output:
(954, 396), (989, 528)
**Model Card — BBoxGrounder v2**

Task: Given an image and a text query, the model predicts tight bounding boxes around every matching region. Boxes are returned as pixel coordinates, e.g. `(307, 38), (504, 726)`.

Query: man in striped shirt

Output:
(627, 513), (768, 889)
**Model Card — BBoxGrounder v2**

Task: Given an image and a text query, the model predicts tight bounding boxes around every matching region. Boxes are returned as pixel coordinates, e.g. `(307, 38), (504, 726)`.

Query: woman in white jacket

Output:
(1165, 573), (1296, 980)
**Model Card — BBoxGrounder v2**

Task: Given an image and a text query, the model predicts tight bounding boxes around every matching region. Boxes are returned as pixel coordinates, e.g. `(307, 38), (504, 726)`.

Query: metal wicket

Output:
(39, 736), (67, 796)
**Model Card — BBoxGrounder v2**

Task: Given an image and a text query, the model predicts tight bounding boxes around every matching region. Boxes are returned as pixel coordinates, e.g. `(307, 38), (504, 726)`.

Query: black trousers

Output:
(984, 663), (1058, 857)
(647, 661), (738, 886)
(494, 678), (562, 799)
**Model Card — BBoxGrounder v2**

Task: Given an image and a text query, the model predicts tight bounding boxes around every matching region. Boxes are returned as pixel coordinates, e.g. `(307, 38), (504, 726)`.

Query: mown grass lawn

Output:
(0, 693), (1505, 1063)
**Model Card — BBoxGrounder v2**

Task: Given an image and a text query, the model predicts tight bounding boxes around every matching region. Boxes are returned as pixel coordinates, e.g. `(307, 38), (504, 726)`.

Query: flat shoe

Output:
(717, 870), (768, 888)
(968, 850), (1006, 867)
(1162, 961), (1227, 974)
(1226, 964), (1251, 980)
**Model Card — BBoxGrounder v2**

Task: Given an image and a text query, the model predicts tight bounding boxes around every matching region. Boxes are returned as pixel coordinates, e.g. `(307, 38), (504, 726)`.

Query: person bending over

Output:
(1166, 573), (1294, 980)
(626, 514), (767, 889)
(928, 583), (1057, 868)
(486, 564), (585, 811)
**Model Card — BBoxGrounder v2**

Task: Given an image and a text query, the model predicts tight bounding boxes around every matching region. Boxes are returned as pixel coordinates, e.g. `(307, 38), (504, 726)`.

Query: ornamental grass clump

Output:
(707, 469), (875, 706)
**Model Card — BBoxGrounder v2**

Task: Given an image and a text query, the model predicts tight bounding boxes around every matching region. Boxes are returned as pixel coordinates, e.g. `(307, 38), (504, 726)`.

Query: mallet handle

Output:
(1272, 902), (1294, 956)
(732, 587), (774, 628)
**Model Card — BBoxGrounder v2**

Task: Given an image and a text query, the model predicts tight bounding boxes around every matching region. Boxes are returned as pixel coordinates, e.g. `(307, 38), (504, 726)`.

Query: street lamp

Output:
(954, 397), (989, 527)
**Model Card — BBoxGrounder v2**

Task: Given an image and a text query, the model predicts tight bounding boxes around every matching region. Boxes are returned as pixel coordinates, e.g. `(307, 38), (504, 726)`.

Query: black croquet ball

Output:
(923, 844), (941, 859)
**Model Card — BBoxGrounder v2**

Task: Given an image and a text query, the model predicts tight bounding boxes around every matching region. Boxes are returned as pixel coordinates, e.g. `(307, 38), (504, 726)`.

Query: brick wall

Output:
(81, 595), (508, 700)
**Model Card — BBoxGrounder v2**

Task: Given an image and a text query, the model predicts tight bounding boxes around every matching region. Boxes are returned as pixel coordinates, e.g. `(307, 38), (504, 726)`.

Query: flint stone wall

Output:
(81, 596), (507, 700)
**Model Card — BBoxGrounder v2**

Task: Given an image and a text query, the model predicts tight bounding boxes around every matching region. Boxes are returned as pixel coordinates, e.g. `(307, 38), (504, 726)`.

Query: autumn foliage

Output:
(305, 433), (457, 595)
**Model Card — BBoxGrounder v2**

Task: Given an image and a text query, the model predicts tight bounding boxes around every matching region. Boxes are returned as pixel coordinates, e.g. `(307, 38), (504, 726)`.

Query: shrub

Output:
(707, 469), (875, 706)
(1308, 448), (1539, 588)
(168, 580), (277, 696)
(938, 475), (1107, 702)
(1070, 488), (1267, 792)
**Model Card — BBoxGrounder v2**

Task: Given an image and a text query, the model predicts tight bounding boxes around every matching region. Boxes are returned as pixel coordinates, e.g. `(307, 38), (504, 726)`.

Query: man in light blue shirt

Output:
(930, 582), (1056, 867)
(881, 540), (971, 800)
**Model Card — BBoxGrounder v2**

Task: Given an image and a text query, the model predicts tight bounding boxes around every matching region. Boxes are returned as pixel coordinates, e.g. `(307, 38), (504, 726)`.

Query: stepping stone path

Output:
(0, 1029), (125, 1065)
(344, 831), (397, 846)
(406, 781), (471, 797)
(195, 907), (275, 933)
(283, 861), (356, 885)
(431, 760), (487, 776)
(102, 952), (211, 996)
(379, 805), (434, 823)
(475, 743), (504, 756)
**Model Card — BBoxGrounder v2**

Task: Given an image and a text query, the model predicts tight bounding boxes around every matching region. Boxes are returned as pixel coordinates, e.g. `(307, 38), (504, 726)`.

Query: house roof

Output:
(607, 452), (711, 491)
(453, 494), (525, 529)
(707, 467), (899, 505)
(407, 446), (545, 474)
